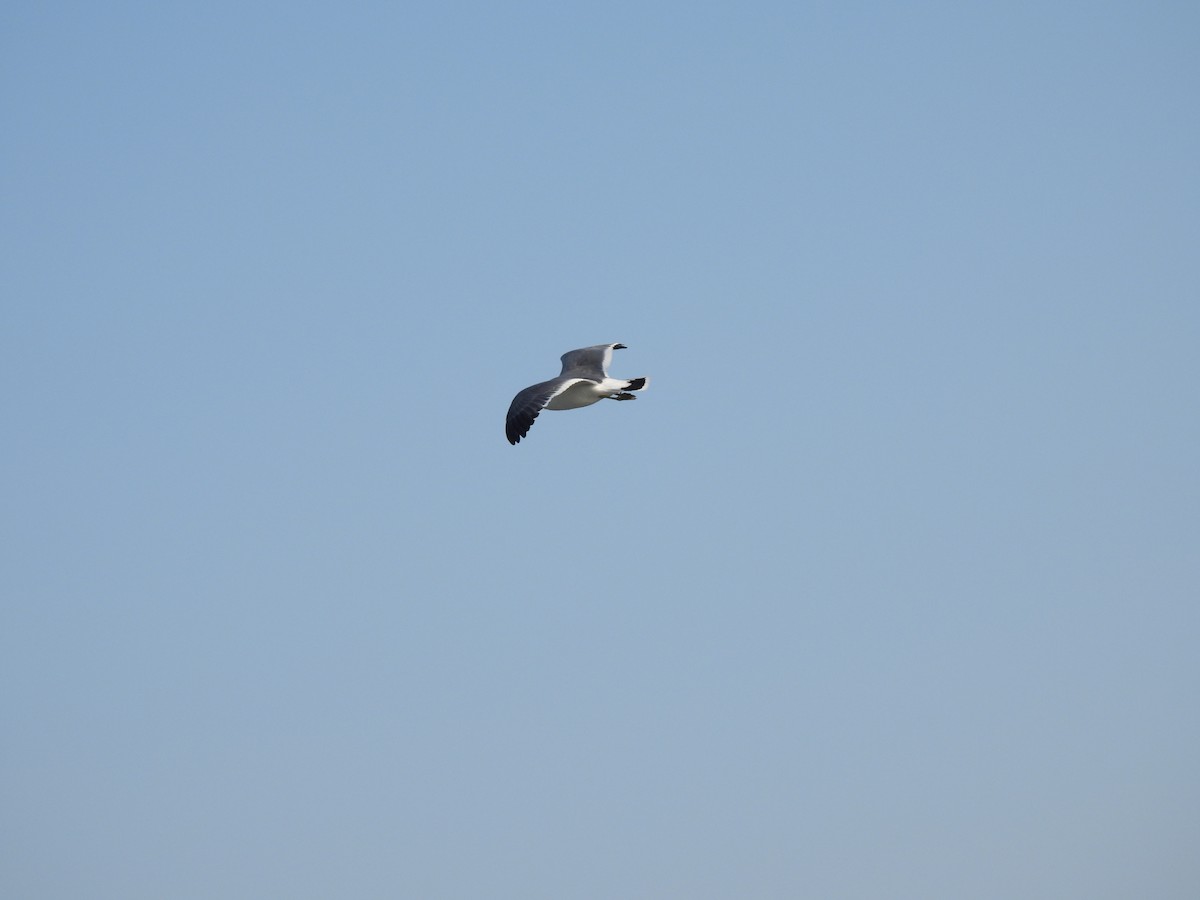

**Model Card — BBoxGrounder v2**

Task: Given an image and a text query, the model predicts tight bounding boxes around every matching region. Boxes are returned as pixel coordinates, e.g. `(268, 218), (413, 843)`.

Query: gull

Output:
(506, 343), (650, 445)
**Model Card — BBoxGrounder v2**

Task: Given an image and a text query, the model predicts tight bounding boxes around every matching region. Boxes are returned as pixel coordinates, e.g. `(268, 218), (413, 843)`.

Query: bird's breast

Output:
(545, 380), (605, 410)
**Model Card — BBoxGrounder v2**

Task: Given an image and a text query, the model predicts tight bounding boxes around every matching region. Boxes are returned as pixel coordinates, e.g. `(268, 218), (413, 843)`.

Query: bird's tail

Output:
(626, 377), (649, 391)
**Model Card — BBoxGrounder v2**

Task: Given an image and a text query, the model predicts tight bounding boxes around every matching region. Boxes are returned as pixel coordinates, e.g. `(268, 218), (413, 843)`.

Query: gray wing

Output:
(506, 378), (568, 445)
(559, 343), (624, 379)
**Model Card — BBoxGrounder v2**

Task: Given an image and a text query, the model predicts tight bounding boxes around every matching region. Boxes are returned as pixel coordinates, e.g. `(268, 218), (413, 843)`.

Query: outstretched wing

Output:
(559, 343), (624, 379)
(505, 378), (572, 445)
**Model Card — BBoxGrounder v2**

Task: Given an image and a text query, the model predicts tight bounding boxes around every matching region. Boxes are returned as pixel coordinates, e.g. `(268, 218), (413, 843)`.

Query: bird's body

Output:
(506, 343), (649, 444)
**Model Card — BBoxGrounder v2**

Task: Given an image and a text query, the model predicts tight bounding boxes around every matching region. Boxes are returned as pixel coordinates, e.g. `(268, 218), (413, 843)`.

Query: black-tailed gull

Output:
(506, 343), (650, 445)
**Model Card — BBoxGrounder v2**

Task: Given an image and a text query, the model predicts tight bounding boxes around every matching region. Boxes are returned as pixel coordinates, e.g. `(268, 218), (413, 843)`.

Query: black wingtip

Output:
(506, 410), (538, 445)
(614, 343), (627, 350)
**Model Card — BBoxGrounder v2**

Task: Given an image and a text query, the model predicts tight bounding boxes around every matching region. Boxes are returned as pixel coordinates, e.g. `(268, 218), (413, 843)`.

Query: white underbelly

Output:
(546, 380), (605, 410)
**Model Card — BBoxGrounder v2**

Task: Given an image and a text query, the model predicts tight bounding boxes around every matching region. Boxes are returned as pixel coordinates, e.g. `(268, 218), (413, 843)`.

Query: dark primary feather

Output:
(505, 379), (562, 445)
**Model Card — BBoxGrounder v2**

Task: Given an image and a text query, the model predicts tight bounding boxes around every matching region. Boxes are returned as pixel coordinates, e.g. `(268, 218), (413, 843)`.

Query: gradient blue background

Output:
(3, 3), (1198, 897)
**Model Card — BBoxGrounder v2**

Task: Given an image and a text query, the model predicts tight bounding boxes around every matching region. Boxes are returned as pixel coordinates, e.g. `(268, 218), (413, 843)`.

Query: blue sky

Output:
(3, 2), (1198, 897)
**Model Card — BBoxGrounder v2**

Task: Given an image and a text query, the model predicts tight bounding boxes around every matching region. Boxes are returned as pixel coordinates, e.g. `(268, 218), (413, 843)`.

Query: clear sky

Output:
(3, 2), (1198, 898)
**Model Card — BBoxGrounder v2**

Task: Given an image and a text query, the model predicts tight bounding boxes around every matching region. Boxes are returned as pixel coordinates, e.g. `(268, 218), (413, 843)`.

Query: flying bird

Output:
(506, 343), (650, 445)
